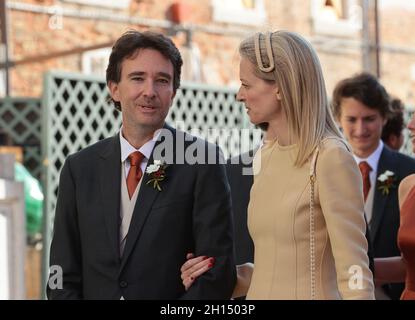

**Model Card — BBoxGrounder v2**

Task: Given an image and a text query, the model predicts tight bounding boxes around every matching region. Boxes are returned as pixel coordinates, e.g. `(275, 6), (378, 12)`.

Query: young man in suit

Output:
(47, 30), (236, 299)
(333, 73), (415, 299)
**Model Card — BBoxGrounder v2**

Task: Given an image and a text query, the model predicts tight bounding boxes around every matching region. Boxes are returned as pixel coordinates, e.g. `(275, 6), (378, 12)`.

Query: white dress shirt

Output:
(119, 127), (160, 178)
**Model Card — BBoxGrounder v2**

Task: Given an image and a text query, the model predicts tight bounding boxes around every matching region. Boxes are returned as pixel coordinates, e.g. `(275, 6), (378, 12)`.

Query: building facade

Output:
(2, 0), (415, 106)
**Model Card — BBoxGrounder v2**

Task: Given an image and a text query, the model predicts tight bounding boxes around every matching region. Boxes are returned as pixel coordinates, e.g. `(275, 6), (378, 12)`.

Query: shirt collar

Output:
(353, 140), (384, 171)
(119, 127), (160, 163)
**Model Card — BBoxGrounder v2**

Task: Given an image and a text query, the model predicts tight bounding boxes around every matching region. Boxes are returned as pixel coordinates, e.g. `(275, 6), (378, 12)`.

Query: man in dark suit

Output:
(47, 31), (236, 299)
(226, 150), (256, 265)
(333, 73), (415, 299)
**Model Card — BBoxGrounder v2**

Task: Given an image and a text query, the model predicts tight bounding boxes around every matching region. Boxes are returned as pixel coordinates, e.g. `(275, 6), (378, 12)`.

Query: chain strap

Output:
(309, 148), (319, 300)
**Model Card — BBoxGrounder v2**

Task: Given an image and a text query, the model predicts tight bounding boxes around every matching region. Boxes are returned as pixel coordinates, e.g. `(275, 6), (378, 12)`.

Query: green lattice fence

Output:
(0, 97), (42, 179)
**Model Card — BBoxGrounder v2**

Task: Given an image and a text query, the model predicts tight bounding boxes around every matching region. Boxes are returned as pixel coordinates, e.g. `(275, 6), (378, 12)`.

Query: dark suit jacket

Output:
(47, 124), (236, 299)
(226, 150), (375, 274)
(226, 152), (255, 265)
(370, 145), (415, 299)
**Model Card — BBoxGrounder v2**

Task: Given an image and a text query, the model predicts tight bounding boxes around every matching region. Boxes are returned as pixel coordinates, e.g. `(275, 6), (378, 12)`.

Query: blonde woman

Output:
(181, 31), (375, 300)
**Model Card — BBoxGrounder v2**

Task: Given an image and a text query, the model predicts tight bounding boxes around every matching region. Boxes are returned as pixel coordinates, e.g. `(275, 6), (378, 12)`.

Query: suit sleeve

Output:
(47, 156), (83, 299)
(181, 146), (236, 299)
(317, 143), (375, 300)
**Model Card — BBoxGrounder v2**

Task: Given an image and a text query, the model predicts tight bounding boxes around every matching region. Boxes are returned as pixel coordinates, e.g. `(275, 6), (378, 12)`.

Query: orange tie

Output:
(359, 161), (372, 201)
(127, 151), (145, 199)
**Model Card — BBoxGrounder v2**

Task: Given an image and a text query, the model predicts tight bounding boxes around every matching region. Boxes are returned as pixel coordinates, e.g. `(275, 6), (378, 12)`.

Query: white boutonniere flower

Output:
(145, 160), (168, 191)
(146, 160), (163, 174)
(377, 170), (396, 195)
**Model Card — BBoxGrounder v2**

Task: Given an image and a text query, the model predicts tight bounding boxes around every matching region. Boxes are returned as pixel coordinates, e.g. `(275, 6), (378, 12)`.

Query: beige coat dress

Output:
(246, 137), (375, 300)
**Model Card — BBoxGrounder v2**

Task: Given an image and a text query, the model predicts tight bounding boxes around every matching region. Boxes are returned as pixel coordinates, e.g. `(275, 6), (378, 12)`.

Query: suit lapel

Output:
(120, 124), (176, 271)
(370, 146), (394, 243)
(99, 135), (122, 259)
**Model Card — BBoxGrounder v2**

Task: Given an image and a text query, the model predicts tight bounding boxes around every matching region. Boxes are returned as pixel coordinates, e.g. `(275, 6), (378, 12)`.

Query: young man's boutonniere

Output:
(145, 160), (168, 191)
(377, 170), (396, 195)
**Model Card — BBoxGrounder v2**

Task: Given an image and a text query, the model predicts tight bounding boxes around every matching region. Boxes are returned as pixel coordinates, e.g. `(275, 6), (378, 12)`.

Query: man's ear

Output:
(108, 81), (120, 104)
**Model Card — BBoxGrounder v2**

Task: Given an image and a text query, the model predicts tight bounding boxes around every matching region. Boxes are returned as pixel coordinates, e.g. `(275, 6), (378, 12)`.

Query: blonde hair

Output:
(239, 31), (343, 167)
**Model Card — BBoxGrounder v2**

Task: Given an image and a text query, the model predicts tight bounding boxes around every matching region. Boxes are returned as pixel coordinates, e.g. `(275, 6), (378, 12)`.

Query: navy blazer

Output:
(226, 151), (256, 265)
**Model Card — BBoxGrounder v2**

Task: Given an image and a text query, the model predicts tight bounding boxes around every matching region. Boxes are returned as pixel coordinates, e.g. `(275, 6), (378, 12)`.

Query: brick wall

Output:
(6, 0), (415, 106)
(380, 6), (415, 105)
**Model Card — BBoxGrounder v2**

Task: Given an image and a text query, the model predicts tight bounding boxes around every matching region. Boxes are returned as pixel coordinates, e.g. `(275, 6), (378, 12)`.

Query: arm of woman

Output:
(233, 263), (254, 298)
(181, 253), (214, 291)
(181, 254), (253, 298)
(374, 257), (406, 286)
(318, 141), (375, 300)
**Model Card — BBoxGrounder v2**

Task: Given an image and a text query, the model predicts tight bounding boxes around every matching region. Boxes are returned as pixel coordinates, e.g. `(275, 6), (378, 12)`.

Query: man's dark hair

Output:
(382, 98), (405, 142)
(332, 72), (391, 119)
(106, 30), (183, 110)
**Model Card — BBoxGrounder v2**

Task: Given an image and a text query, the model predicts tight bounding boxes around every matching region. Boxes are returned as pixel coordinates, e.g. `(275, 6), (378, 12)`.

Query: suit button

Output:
(119, 281), (128, 288)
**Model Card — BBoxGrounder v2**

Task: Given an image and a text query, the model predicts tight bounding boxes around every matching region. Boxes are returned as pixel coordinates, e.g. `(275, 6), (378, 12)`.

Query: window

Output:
(82, 48), (111, 77)
(311, 0), (362, 37)
(62, 0), (131, 9)
(212, 0), (267, 26)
